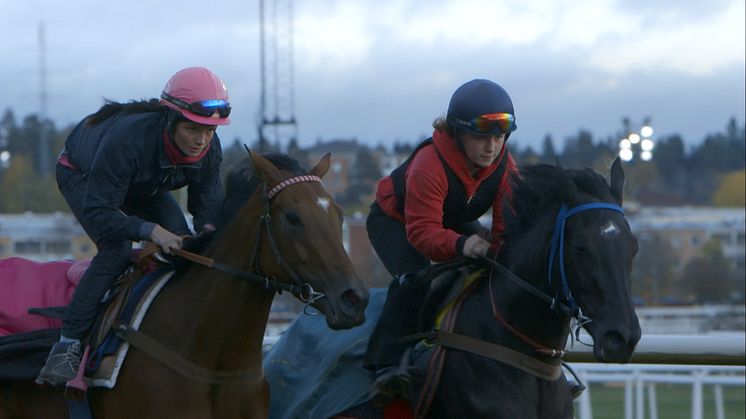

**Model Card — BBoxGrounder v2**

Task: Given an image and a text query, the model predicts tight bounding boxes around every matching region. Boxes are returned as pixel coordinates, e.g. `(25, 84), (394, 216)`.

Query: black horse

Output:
(401, 158), (641, 418)
(265, 158), (641, 419)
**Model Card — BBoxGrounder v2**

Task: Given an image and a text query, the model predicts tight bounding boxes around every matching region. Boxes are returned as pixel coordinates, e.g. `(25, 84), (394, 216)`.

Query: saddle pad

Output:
(0, 257), (79, 336)
(87, 268), (175, 388)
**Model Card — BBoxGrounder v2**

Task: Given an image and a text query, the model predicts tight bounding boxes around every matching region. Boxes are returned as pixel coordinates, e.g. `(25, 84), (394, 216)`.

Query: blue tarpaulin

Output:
(263, 288), (387, 419)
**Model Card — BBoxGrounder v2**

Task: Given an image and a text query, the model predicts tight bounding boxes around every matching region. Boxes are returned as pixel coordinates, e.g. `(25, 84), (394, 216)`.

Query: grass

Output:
(580, 383), (745, 419)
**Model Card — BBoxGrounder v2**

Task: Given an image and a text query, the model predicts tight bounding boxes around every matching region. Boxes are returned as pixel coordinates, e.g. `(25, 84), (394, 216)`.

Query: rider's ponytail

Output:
(85, 98), (164, 125)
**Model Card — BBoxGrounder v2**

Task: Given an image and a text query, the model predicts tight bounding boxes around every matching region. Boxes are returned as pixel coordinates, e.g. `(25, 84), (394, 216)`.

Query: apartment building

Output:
(0, 212), (95, 261)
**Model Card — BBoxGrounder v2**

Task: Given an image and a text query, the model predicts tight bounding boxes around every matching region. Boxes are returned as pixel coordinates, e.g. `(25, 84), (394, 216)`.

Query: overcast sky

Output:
(1, 0), (744, 153)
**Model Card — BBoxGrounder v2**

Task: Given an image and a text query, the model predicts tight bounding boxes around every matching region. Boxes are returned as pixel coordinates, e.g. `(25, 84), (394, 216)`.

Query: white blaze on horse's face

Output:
(317, 197), (331, 212)
(600, 221), (620, 237)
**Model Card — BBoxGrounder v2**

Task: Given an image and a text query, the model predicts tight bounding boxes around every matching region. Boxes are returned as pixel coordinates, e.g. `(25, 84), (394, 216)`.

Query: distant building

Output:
(628, 206), (746, 272)
(305, 139), (366, 200)
(0, 212), (95, 261)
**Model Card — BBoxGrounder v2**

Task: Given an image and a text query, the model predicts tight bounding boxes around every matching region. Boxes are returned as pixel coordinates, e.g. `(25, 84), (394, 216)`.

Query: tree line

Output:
(1, 108), (744, 212)
(0, 108), (744, 304)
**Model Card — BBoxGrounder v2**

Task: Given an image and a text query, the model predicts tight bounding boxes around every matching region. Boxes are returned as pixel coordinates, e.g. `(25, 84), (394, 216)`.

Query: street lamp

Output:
(0, 126), (10, 170)
(618, 118), (655, 162)
(0, 150), (10, 169)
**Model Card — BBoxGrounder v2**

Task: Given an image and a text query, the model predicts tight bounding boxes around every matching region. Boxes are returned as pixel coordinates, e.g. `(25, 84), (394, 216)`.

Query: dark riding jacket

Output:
(374, 130), (516, 261)
(60, 111), (224, 243)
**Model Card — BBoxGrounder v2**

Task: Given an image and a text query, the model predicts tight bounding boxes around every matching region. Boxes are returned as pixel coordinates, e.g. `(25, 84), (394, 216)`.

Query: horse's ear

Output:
(555, 159), (577, 203)
(250, 151), (282, 185)
(609, 157), (625, 205)
(309, 153), (332, 178)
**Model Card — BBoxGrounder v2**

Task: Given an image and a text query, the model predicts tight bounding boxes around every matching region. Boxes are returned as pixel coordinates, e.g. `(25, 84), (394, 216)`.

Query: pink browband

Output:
(267, 175), (323, 200)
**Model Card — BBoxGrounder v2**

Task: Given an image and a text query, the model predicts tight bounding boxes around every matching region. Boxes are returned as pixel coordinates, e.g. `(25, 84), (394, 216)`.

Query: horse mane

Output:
(498, 163), (614, 277)
(85, 98), (164, 125)
(221, 153), (307, 224)
(504, 164), (611, 241)
(167, 152), (306, 272)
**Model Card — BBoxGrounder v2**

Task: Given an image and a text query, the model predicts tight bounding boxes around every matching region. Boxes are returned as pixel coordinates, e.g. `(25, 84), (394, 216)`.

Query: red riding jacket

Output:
(375, 130), (517, 261)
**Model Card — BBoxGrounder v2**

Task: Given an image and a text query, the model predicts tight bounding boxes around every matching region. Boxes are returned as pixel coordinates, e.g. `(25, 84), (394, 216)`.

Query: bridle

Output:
(173, 174), (327, 306)
(413, 201), (628, 414)
(115, 173), (331, 385)
(480, 201), (625, 356)
(251, 176), (328, 305)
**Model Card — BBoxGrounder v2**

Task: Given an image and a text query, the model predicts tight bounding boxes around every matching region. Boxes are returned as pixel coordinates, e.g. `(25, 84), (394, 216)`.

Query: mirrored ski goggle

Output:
(161, 92), (231, 118)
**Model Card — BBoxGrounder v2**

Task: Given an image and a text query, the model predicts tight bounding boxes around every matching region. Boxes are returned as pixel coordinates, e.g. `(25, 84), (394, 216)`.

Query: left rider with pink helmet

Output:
(36, 67), (232, 386)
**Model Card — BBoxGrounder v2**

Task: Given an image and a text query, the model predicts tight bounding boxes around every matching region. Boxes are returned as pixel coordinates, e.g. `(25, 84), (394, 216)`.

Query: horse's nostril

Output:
(339, 289), (365, 315)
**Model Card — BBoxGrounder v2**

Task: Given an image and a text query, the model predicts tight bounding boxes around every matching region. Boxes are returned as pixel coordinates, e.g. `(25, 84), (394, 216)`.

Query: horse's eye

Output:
(285, 211), (304, 227)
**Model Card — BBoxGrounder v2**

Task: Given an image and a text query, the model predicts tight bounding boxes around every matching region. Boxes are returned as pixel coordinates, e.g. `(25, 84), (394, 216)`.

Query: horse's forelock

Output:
(222, 153), (307, 225)
(506, 164), (613, 241)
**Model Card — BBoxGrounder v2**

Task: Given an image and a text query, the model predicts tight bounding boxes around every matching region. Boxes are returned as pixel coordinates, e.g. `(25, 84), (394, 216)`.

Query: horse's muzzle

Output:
(594, 329), (641, 363)
(322, 287), (369, 330)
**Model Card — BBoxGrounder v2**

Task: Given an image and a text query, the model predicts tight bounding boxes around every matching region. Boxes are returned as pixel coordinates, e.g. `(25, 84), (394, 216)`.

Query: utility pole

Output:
(38, 22), (50, 178)
(258, 0), (297, 153)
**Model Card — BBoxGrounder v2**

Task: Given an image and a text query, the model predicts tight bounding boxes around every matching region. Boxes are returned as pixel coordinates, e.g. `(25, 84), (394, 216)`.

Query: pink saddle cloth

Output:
(0, 257), (90, 336)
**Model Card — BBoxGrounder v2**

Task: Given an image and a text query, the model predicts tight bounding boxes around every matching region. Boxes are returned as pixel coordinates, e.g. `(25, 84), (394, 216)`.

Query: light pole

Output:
(0, 126), (10, 170)
(618, 117), (655, 162)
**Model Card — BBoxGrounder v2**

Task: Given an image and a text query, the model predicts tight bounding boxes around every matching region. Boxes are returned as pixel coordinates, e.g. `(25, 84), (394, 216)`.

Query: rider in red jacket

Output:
(364, 79), (519, 401)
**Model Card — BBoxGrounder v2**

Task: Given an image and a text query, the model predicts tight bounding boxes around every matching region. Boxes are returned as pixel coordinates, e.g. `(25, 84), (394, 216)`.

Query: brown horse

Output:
(0, 151), (369, 418)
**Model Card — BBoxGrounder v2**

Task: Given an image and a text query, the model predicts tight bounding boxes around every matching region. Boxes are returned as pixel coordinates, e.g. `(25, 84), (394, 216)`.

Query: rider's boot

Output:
(369, 347), (424, 406)
(35, 340), (83, 386)
(366, 273), (428, 405)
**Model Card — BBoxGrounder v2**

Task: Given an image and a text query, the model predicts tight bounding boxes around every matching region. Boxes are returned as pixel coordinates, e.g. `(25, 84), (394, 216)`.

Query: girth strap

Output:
(430, 330), (562, 381)
(115, 323), (263, 385)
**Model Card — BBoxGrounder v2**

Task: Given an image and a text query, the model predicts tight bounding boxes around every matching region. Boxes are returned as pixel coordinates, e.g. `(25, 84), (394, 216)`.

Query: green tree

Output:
(286, 138), (310, 169)
(631, 233), (676, 305)
(540, 133), (556, 164)
(0, 154), (68, 212)
(680, 239), (734, 303)
(340, 147), (382, 207)
(712, 170), (746, 206)
(561, 129), (597, 168)
(622, 161), (664, 204)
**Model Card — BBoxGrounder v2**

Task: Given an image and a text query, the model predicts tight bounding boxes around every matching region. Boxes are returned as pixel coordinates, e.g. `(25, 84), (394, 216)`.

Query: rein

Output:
(117, 174), (327, 386)
(176, 175), (326, 305)
(421, 202), (624, 382)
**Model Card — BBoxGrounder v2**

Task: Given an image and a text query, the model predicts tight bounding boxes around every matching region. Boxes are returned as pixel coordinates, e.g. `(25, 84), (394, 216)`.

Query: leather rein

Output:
(173, 177), (327, 305)
(114, 174), (326, 385)
(420, 202), (624, 378)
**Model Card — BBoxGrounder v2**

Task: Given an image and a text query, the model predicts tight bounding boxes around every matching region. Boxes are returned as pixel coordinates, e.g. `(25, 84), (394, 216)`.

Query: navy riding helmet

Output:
(446, 79), (517, 140)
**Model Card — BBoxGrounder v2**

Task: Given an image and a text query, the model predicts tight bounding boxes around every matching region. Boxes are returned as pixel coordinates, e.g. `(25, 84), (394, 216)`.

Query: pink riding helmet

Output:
(160, 67), (231, 126)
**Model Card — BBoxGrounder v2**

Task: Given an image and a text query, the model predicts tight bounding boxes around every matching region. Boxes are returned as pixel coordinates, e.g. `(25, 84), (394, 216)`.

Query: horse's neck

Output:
(152, 204), (275, 369)
(488, 244), (571, 352)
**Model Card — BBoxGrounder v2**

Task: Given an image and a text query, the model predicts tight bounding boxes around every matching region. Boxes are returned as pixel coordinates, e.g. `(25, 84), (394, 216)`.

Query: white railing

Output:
(567, 333), (745, 419)
(571, 364), (745, 419)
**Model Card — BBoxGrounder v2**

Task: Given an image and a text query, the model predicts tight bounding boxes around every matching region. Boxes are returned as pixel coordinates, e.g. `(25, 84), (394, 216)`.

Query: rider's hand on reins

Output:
(463, 234), (490, 259)
(150, 224), (183, 255)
